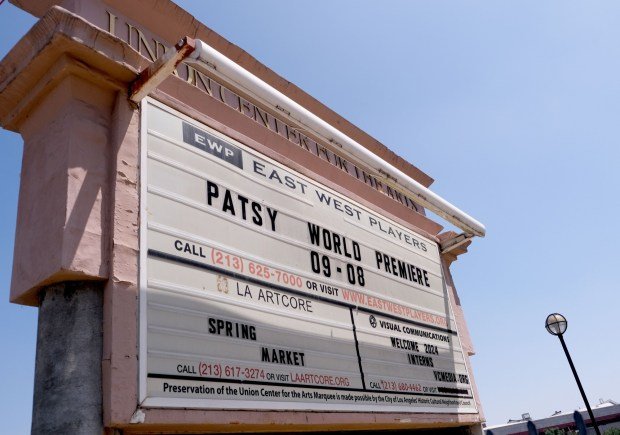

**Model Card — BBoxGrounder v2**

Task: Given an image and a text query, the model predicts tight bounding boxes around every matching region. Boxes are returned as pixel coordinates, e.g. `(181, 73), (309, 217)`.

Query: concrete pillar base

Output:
(31, 281), (104, 434)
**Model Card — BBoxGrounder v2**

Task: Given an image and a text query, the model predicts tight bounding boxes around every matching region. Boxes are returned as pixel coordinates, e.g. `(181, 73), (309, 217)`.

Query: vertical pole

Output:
(31, 281), (103, 435)
(558, 334), (601, 435)
(574, 410), (589, 435)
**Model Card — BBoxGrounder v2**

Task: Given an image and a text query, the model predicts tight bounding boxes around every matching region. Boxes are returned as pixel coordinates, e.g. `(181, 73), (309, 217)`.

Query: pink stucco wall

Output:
(11, 74), (113, 303)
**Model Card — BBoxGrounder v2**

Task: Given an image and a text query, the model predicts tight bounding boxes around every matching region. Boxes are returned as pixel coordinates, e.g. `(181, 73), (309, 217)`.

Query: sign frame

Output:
(138, 97), (477, 413)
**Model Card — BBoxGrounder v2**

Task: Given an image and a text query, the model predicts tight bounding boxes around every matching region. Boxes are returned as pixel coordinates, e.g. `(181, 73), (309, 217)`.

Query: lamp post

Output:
(545, 313), (601, 435)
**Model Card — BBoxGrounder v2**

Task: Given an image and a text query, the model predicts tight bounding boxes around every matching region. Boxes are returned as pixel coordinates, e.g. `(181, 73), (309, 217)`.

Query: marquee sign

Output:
(139, 99), (476, 413)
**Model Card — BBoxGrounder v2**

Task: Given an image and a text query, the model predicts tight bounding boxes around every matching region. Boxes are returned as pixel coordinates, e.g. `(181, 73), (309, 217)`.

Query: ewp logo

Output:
(182, 122), (243, 169)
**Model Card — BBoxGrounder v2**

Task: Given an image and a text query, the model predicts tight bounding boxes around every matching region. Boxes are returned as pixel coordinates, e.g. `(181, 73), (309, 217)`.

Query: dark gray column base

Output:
(31, 281), (104, 435)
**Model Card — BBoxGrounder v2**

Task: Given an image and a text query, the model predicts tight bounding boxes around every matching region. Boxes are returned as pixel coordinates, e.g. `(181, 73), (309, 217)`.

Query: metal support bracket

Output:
(129, 36), (196, 103)
(440, 232), (473, 254)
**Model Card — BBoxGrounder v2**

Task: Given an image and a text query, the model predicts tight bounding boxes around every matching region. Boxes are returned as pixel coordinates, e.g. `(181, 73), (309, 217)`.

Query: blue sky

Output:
(2, 1), (620, 432)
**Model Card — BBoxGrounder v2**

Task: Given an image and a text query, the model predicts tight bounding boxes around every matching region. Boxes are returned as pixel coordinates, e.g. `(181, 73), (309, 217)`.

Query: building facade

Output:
(485, 400), (620, 435)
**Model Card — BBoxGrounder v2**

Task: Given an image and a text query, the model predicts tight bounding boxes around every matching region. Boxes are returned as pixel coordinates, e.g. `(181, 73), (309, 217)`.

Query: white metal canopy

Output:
(131, 36), (486, 238)
(186, 40), (485, 238)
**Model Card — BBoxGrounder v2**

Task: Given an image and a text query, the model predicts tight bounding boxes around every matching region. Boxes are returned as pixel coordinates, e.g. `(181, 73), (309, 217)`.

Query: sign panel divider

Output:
(349, 307), (367, 390)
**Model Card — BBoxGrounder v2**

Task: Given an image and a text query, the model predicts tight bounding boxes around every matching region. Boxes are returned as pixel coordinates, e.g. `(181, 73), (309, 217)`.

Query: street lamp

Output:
(545, 313), (601, 435)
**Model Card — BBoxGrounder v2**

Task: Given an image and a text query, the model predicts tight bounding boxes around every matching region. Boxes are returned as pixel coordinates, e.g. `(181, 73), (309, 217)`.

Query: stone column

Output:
(0, 6), (148, 432)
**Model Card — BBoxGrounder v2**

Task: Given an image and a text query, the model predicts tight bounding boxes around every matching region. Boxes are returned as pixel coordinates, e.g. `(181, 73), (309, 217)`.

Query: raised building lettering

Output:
(104, 10), (424, 214)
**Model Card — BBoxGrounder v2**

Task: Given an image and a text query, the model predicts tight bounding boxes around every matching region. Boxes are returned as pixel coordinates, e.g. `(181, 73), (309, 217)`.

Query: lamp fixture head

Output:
(545, 313), (568, 336)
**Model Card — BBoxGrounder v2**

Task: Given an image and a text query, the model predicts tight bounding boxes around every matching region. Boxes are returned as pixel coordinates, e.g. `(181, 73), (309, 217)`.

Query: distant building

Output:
(485, 400), (620, 435)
